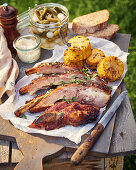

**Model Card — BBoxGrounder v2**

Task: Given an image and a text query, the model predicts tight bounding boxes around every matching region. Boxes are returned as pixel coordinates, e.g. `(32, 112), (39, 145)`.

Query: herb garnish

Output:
(52, 62), (57, 65)
(58, 81), (66, 86)
(72, 97), (76, 102)
(71, 75), (76, 79)
(22, 113), (27, 119)
(35, 115), (40, 118)
(62, 95), (76, 103)
(109, 86), (113, 90)
(87, 74), (92, 80)
(40, 63), (46, 67)
(93, 73), (98, 77)
(51, 73), (57, 76)
(58, 112), (63, 116)
(50, 83), (53, 87)
(43, 89), (53, 98)
(62, 95), (71, 103)
(34, 98), (39, 103)
(80, 68), (88, 74)
(80, 68), (92, 81)
(40, 62), (50, 67)
(70, 79), (85, 84)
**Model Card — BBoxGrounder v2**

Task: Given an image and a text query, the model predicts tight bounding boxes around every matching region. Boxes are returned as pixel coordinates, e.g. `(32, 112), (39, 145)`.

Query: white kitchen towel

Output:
(0, 27), (19, 104)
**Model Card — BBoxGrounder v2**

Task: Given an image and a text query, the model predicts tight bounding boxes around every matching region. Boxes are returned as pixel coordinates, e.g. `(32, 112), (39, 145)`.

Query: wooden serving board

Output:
(0, 33), (131, 170)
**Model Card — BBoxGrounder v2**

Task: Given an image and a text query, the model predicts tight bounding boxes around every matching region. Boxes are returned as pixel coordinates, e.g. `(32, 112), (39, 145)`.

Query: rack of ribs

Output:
(25, 62), (82, 76)
(14, 91), (48, 117)
(19, 71), (107, 95)
(29, 81), (111, 113)
(28, 101), (100, 130)
(14, 76), (110, 116)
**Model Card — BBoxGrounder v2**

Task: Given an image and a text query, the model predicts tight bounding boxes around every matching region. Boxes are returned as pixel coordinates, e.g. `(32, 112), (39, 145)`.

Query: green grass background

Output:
(1, 0), (136, 169)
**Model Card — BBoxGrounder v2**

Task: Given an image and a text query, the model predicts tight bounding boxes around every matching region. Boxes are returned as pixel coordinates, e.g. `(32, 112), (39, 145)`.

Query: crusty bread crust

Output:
(72, 10), (109, 34)
(82, 24), (119, 40)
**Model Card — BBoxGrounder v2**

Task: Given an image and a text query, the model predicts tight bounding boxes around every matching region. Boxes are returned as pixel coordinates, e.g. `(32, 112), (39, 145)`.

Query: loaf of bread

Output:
(72, 10), (109, 34)
(82, 24), (119, 40)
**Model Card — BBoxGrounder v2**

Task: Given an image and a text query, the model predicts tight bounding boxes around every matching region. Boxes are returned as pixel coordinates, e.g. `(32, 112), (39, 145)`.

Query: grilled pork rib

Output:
(20, 71), (107, 95)
(30, 82), (111, 113)
(28, 101), (100, 130)
(14, 91), (48, 117)
(25, 62), (81, 76)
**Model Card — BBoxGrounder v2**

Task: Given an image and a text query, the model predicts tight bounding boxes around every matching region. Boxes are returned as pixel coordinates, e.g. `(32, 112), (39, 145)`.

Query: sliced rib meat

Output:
(14, 91), (48, 117)
(19, 71), (107, 95)
(25, 62), (81, 76)
(30, 81), (111, 113)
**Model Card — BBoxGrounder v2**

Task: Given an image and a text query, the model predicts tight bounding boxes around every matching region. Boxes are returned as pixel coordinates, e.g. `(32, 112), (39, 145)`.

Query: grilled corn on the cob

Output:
(86, 49), (105, 69)
(67, 35), (91, 61)
(64, 49), (84, 67)
(97, 56), (124, 82)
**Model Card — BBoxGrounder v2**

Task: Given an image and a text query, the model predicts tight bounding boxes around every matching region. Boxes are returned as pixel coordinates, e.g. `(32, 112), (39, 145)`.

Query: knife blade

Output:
(99, 90), (127, 127)
(71, 90), (127, 165)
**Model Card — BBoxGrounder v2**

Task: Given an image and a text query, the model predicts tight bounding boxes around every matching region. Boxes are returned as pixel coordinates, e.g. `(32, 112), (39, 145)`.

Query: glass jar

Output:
(13, 34), (41, 63)
(29, 3), (69, 49)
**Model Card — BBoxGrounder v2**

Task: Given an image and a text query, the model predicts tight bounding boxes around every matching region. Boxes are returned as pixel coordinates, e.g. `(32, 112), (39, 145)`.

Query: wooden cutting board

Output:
(0, 33), (131, 170)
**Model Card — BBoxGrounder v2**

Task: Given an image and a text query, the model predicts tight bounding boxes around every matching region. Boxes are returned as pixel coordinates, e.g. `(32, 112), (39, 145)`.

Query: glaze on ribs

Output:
(28, 101), (100, 130)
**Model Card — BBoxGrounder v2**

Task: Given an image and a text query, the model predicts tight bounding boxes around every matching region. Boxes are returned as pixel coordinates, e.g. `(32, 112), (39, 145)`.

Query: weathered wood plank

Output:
(109, 83), (136, 156)
(44, 158), (104, 170)
(105, 156), (124, 170)
(44, 156), (124, 170)
(12, 142), (24, 163)
(0, 140), (9, 163)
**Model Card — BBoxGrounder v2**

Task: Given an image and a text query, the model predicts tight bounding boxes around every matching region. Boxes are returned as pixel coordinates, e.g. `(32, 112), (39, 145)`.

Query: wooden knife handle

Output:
(71, 123), (104, 165)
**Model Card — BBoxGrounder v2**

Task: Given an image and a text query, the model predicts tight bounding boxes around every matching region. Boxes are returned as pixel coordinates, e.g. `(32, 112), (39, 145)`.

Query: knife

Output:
(71, 90), (127, 165)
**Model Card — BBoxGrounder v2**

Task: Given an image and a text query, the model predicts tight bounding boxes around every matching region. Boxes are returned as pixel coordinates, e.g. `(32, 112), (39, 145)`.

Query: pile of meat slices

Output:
(14, 62), (112, 130)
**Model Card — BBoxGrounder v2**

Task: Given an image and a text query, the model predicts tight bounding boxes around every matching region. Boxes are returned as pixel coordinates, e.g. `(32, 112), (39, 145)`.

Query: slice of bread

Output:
(82, 24), (119, 40)
(72, 10), (109, 34)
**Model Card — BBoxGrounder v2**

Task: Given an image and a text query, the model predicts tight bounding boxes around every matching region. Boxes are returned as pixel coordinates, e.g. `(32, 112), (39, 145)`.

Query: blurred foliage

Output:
(0, 0), (136, 169)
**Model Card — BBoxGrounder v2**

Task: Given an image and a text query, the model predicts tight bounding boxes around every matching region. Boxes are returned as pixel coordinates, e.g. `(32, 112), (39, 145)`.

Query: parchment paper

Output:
(0, 36), (129, 144)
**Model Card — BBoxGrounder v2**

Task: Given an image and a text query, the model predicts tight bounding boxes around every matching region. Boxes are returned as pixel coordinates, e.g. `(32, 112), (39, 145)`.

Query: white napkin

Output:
(0, 27), (19, 104)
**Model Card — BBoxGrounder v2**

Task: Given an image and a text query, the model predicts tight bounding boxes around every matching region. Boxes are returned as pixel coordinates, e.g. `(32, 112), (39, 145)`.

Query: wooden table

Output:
(0, 33), (136, 170)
